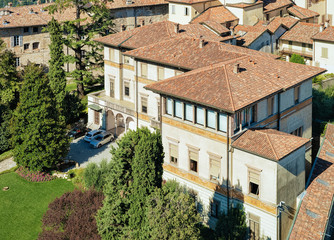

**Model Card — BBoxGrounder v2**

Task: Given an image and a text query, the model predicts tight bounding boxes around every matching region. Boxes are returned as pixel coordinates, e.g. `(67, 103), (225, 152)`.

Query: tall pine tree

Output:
(48, 0), (114, 97)
(12, 64), (70, 171)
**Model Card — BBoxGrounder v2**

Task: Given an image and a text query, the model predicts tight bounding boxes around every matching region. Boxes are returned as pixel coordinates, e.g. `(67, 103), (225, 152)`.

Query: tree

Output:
(47, 17), (66, 107)
(84, 159), (111, 191)
(12, 64), (70, 171)
(289, 54), (305, 65)
(215, 205), (248, 240)
(145, 181), (201, 240)
(127, 128), (164, 239)
(39, 189), (104, 240)
(48, 0), (114, 97)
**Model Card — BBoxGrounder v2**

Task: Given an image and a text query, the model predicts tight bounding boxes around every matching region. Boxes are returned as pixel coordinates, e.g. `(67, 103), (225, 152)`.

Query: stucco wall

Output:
(314, 40), (334, 73)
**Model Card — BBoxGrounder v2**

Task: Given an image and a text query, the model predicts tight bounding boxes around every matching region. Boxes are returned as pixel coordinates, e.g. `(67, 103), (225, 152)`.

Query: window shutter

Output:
(189, 150), (198, 162)
(210, 158), (221, 179)
(19, 36), (23, 46)
(249, 171), (260, 185)
(322, 48), (328, 58)
(10, 36), (14, 47)
(170, 144), (178, 158)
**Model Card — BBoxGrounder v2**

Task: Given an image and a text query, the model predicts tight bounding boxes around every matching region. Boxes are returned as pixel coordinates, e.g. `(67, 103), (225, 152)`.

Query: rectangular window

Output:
(14, 57), (20, 67)
(321, 47), (328, 58)
(23, 43), (29, 50)
(267, 97), (274, 116)
(166, 98), (173, 115)
(250, 105), (257, 123)
(157, 100), (161, 121)
(94, 111), (99, 125)
(308, 44), (312, 50)
(266, 14), (269, 21)
(172, 5), (175, 14)
(189, 148), (199, 172)
(185, 103), (193, 122)
(234, 112), (241, 131)
(294, 86), (300, 104)
(169, 143), (178, 164)
(12, 36), (21, 47)
(249, 214), (260, 240)
(124, 81), (130, 97)
(174, 100), (182, 118)
(109, 76), (115, 98)
(211, 200), (220, 218)
(141, 63), (147, 78)
(158, 67), (164, 81)
(124, 56), (130, 64)
(33, 27), (38, 33)
(209, 154), (221, 181)
(218, 113), (227, 132)
(249, 169), (260, 197)
(185, 7), (189, 16)
(32, 42), (39, 50)
(141, 96), (148, 113)
(196, 106), (204, 125)
(109, 48), (114, 61)
(288, 41), (292, 46)
(291, 126), (303, 137)
(23, 27), (29, 33)
(206, 109), (216, 129)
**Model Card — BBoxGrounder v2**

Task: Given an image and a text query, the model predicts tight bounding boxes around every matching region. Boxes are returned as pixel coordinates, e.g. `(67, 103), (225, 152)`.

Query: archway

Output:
(126, 117), (136, 131)
(106, 110), (115, 132)
(115, 113), (125, 136)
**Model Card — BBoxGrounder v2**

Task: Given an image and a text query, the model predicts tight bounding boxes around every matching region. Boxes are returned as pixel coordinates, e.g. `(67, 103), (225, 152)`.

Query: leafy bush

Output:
(68, 167), (85, 186)
(289, 54), (305, 65)
(313, 73), (334, 85)
(16, 166), (55, 182)
(84, 159), (111, 191)
(39, 189), (104, 240)
(313, 86), (334, 121)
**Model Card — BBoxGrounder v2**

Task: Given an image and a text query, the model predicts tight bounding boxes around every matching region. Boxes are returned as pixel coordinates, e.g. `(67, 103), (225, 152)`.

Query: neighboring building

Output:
(287, 5), (319, 23)
(225, 0), (264, 26)
(263, 0), (293, 21)
(294, 0), (334, 24)
(288, 123), (334, 240)
(312, 26), (334, 73)
(279, 22), (321, 65)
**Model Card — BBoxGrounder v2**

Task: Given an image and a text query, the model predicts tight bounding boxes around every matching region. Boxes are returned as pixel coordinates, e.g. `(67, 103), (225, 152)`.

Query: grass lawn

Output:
(0, 172), (75, 240)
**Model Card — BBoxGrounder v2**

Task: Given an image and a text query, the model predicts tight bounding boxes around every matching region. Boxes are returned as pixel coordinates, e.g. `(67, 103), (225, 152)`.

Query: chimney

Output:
(199, 38), (205, 48)
(233, 63), (240, 74)
(320, 23), (324, 32)
(175, 23), (180, 33)
(325, 19), (330, 28)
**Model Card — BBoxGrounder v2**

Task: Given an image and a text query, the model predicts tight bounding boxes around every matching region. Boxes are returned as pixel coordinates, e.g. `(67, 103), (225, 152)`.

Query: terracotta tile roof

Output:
(95, 21), (224, 49)
(232, 128), (309, 161)
(201, 20), (230, 35)
(289, 124), (334, 240)
(312, 26), (334, 43)
(166, 0), (214, 4)
(280, 22), (320, 44)
(145, 56), (325, 112)
(263, 0), (293, 13)
(0, 3), (89, 28)
(226, 1), (263, 8)
(124, 37), (279, 70)
(106, 0), (167, 9)
(266, 16), (298, 33)
(287, 5), (319, 20)
(234, 22), (269, 46)
(191, 6), (238, 25)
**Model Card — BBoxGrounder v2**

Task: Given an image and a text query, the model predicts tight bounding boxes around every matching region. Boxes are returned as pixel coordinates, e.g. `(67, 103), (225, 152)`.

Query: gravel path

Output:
(0, 157), (16, 173)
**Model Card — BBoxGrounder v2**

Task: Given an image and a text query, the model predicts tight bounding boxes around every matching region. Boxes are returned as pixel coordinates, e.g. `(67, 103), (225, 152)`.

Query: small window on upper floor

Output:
(248, 168), (260, 197)
(280, 10), (283, 17)
(206, 109), (216, 129)
(209, 153), (221, 181)
(294, 86), (300, 104)
(195, 106), (204, 125)
(23, 27), (29, 33)
(266, 14), (269, 21)
(32, 42), (39, 50)
(141, 62), (147, 78)
(288, 41), (292, 46)
(124, 81), (130, 97)
(33, 27), (38, 33)
(185, 103), (193, 122)
(291, 126), (303, 137)
(166, 97), (173, 115)
(185, 7), (189, 16)
(308, 44), (312, 50)
(158, 67), (164, 81)
(322, 47), (328, 59)
(14, 57), (20, 67)
(171, 5), (175, 14)
(141, 96), (148, 114)
(189, 147), (199, 172)
(109, 48), (115, 61)
(24, 43), (29, 51)
(267, 96), (274, 116)
(174, 100), (183, 119)
(169, 143), (178, 165)
(218, 113), (227, 132)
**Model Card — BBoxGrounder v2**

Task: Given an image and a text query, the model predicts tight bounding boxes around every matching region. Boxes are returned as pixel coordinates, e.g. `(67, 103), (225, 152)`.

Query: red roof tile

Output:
(106, 0), (167, 9)
(191, 6), (238, 25)
(201, 20), (230, 35)
(94, 21), (224, 49)
(266, 16), (298, 33)
(232, 128), (309, 161)
(167, 0), (214, 4)
(289, 124), (334, 240)
(263, 0), (293, 13)
(280, 22), (320, 44)
(226, 1), (263, 9)
(234, 22), (269, 46)
(287, 5), (319, 20)
(145, 56), (325, 112)
(312, 26), (334, 43)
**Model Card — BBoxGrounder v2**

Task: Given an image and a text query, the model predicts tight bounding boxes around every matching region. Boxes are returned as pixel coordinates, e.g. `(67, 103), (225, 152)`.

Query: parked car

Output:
(67, 126), (87, 139)
(83, 129), (105, 142)
(90, 132), (114, 148)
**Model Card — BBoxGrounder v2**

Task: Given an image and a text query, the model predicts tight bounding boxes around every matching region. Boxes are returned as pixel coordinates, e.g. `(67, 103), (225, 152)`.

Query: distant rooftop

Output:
(287, 5), (319, 20)
(312, 26), (334, 43)
(191, 5), (238, 25)
(263, 0), (293, 13)
(280, 22), (321, 44)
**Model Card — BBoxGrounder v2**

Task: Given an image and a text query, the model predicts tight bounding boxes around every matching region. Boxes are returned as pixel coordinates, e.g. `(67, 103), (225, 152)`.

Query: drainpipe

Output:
(136, 60), (138, 128)
(226, 114), (230, 214)
(159, 95), (162, 133)
(277, 93), (281, 130)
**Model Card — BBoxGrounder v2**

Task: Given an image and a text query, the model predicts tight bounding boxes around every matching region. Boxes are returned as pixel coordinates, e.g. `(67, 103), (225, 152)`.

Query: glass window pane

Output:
(174, 100), (182, 118)
(219, 113), (227, 132)
(167, 98), (172, 115)
(185, 103), (193, 121)
(196, 107), (204, 125)
(207, 109), (216, 129)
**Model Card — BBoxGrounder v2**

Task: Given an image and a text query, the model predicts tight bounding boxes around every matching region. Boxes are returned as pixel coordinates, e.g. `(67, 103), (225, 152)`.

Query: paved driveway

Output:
(67, 136), (117, 168)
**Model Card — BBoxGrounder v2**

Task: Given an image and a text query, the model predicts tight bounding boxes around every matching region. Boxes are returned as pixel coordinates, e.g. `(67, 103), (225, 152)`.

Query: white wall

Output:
(226, 6), (244, 25)
(294, 0), (307, 8)
(169, 3), (193, 24)
(314, 40), (334, 73)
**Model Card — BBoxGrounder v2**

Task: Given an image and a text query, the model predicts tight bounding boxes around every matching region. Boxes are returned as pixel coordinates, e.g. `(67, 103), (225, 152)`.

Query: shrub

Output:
(39, 189), (104, 240)
(289, 54), (305, 65)
(15, 166), (55, 182)
(84, 159), (110, 191)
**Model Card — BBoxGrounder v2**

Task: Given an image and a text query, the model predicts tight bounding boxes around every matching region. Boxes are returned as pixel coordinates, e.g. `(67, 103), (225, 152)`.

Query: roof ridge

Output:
(291, 5), (307, 18)
(223, 64), (236, 111)
(264, 131), (279, 160)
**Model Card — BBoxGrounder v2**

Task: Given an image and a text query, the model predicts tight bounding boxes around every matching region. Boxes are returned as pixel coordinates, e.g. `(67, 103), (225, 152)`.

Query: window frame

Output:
(321, 47), (328, 59)
(195, 106), (204, 125)
(209, 153), (221, 182)
(14, 57), (20, 67)
(109, 75), (115, 98)
(158, 66), (164, 81)
(33, 27), (38, 33)
(169, 143), (178, 165)
(32, 42), (39, 50)
(141, 96), (148, 114)
(141, 62), (148, 78)
(267, 96), (274, 116)
(171, 5), (175, 14)
(184, 7), (189, 16)
(23, 43), (29, 51)
(124, 80), (130, 97)
(248, 168), (261, 198)
(109, 48), (115, 61)
(188, 146), (199, 173)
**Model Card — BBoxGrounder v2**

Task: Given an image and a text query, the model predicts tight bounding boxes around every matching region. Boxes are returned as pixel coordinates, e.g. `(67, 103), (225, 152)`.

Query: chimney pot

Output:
(175, 23), (180, 33)
(199, 39), (205, 48)
(320, 23), (324, 32)
(233, 63), (240, 74)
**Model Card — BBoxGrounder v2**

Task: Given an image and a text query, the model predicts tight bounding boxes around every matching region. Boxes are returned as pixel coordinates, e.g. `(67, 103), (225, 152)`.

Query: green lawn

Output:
(0, 173), (75, 240)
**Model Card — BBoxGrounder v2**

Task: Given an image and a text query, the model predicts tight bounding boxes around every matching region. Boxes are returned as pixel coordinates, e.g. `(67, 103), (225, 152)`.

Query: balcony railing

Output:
(280, 47), (313, 59)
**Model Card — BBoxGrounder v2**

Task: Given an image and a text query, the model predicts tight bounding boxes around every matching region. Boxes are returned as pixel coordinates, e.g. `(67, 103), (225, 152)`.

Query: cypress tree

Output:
(12, 64), (70, 171)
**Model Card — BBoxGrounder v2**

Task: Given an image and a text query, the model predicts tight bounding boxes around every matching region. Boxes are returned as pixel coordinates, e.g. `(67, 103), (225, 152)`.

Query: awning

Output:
(88, 104), (102, 112)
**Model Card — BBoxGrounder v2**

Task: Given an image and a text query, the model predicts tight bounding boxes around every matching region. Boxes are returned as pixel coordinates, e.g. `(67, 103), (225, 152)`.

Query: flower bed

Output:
(16, 166), (56, 182)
